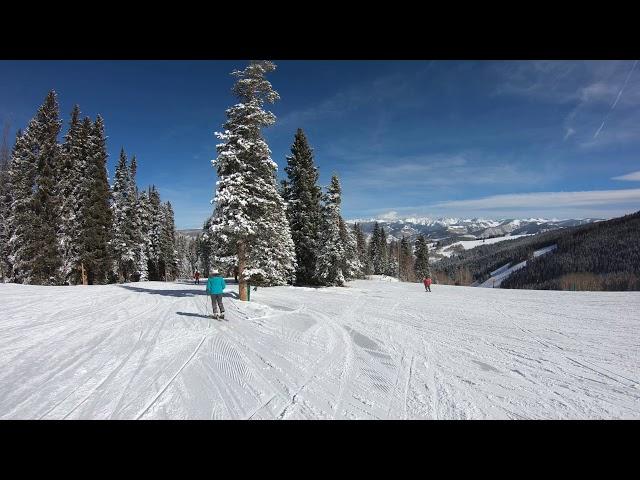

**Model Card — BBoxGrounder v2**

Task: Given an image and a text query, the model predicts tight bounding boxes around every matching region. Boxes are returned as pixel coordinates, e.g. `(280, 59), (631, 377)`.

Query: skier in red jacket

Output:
(423, 276), (432, 292)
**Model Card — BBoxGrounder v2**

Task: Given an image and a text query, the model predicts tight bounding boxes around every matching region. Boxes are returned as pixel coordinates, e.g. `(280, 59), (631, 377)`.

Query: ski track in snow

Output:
(0, 279), (639, 419)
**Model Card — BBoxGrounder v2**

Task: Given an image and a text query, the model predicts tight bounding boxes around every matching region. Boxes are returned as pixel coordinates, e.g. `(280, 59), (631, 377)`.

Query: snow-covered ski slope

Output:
(438, 234), (530, 258)
(478, 244), (558, 288)
(1, 278), (639, 419)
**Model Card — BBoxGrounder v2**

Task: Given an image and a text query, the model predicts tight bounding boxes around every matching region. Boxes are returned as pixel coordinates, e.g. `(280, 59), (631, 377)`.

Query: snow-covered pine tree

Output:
(111, 148), (136, 282)
(186, 235), (199, 275)
(413, 234), (431, 280)
(127, 155), (146, 282)
(57, 105), (85, 284)
(283, 128), (323, 285)
(210, 61), (295, 299)
(399, 236), (414, 281)
(159, 201), (178, 281)
(174, 234), (192, 279)
(77, 115), (112, 284)
(353, 222), (370, 276)
(136, 188), (151, 281)
(368, 222), (382, 274)
(315, 175), (345, 286)
(6, 130), (34, 283)
(378, 225), (389, 276)
(0, 122), (12, 281)
(339, 217), (362, 280)
(198, 219), (213, 277)
(8, 91), (63, 285)
(146, 185), (163, 280)
(386, 238), (399, 277)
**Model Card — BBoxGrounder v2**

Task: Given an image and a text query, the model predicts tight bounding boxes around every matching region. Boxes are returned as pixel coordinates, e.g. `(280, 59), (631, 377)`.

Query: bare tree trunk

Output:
(238, 239), (248, 301)
(81, 262), (88, 286)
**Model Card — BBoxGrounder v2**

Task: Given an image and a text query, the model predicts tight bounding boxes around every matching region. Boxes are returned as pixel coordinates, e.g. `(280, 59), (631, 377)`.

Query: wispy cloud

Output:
(493, 60), (640, 148)
(433, 188), (640, 210)
(340, 152), (554, 191)
(593, 60), (639, 139)
(612, 171), (640, 181)
(349, 188), (640, 221)
(275, 64), (434, 131)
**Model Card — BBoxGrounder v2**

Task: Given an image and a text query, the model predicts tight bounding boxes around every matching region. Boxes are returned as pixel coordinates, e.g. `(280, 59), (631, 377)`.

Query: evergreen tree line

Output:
(0, 91), (178, 285)
(281, 130), (433, 286)
(206, 60), (432, 293)
(280, 129), (363, 286)
(175, 230), (215, 279)
(354, 221), (431, 282)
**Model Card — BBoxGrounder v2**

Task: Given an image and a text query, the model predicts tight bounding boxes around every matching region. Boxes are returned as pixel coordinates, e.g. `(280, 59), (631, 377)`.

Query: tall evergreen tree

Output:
(159, 201), (178, 281)
(58, 105), (83, 283)
(146, 185), (163, 280)
(210, 61), (296, 299)
(353, 222), (370, 276)
(111, 148), (136, 282)
(414, 234), (431, 280)
(316, 175), (345, 286)
(136, 188), (151, 281)
(0, 122), (12, 281)
(8, 91), (62, 284)
(368, 222), (382, 274)
(78, 115), (112, 284)
(6, 131), (32, 283)
(283, 128), (323, 285)
(399, 236), (414, 281)
(378, 225), (389, 276)
(127, 155), (146, 281)
(386, 238), (399, 277)
(199, 218), (213, 277)
(340, 217), (362, 280)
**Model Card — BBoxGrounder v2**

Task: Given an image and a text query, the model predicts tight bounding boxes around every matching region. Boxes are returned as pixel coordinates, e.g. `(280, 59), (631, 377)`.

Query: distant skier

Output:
(194, 270), (201, 285)
(423, 276), (432, 292)
(206, 270), (226, 320)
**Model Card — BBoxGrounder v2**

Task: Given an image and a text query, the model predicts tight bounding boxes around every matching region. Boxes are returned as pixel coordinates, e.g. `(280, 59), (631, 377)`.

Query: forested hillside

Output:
(501, 211), (640, 291)
(433, 211), (640, 291)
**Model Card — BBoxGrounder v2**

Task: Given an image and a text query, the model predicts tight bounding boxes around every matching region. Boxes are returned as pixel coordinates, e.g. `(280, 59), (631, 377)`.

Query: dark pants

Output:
(195, 278), (200, 284)
(425, 285), (431, 292)
(211, 294), (224, 314)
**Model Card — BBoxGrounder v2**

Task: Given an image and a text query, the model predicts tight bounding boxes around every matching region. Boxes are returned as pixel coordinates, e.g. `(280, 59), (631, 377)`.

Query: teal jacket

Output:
(206, 276), (226, 295)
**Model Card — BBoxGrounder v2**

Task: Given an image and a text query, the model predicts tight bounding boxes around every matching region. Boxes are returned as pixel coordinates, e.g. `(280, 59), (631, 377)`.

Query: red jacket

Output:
(423, 278), (432, 286)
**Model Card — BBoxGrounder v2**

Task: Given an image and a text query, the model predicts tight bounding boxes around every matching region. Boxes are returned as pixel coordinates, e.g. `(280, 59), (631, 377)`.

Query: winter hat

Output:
(211, 269), (219, 275)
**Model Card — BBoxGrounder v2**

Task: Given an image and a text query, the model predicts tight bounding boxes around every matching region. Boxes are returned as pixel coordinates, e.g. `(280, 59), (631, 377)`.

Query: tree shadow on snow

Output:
(118, 284), (239, 299)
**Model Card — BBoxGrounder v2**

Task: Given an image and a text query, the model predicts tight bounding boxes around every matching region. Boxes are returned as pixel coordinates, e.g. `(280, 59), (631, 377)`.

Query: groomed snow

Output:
(1, 278), (639, 419)
(438, 234), (531, 257)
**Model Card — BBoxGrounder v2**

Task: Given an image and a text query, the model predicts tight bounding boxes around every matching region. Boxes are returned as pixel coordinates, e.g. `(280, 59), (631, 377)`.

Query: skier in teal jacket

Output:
(206, 270), (226, 319)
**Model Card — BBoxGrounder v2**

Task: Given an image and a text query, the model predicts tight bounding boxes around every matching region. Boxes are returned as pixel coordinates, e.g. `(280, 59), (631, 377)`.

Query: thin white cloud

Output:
(434, 189), (640, 210)
(377, 211), (399, 221)
(612, 171), (640, 181)
(342, 153), (551, 190)
(346, 189), (640, 221)
(593, 60), (639, 139)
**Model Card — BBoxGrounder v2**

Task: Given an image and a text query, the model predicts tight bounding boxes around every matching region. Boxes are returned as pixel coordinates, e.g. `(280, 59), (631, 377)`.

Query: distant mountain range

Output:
(346, 217), (601, 245)
(179, 217), (602, 246)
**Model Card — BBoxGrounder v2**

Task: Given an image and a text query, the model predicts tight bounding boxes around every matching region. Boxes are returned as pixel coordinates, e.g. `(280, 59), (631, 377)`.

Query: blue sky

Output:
(1, 60), (639, 228)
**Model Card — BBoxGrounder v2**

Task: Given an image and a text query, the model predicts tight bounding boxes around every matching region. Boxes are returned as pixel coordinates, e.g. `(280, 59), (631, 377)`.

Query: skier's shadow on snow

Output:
(118, 284), (240, 299)
(175, 311), (211, 320)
